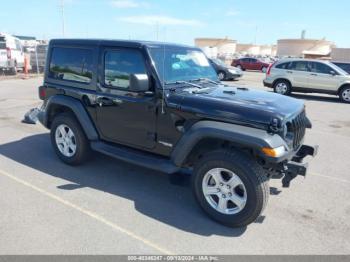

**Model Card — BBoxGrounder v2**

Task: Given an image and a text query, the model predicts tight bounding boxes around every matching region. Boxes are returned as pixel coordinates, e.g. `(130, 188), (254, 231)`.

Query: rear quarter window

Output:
(275, 62), (291, 69)
(49, 47), (93, 84)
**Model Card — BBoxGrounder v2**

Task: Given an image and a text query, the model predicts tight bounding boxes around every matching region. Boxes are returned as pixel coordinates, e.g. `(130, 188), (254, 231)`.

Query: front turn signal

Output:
(262, 146), (286, 158)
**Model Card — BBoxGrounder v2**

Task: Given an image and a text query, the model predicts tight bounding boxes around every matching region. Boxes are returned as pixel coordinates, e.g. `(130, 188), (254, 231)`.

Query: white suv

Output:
(0, 33), (25, 75)
(263, 59), (350, 103)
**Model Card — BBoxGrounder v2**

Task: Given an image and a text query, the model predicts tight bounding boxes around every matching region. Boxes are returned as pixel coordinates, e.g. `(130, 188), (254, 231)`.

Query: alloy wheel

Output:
(202, 168), (247, 215)
(55, 124), (77, 157)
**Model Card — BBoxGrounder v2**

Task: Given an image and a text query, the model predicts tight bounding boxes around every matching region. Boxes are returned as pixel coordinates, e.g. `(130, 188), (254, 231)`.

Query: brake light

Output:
(266, 63), (275, 76)
(39, 86), (46, 100)
(6, 47), (11, 59)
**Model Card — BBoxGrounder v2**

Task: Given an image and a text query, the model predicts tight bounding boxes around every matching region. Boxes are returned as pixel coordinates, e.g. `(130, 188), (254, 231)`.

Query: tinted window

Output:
(310, 62), (334, 74)
(276, 62), (291, 69)
(0, 37), (6, 49)
(241, 58), (250, 62)
(104, 49), (146, 89)
(290, 61), (309, 72)
(49, 47), (93, 84)
(15, 40), (21, 51)
(250, 58), (258, 63)
(333, 63), (350, 74)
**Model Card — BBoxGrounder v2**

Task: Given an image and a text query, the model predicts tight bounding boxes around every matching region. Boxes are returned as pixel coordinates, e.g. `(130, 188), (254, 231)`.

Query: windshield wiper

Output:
(189, 78), (221, 85)
(164, 81), (203, 89)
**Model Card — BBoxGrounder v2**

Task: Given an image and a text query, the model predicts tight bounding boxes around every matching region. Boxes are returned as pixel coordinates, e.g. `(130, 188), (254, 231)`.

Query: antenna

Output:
(161, 41), (166, 114)
(59, 0), (65, 37)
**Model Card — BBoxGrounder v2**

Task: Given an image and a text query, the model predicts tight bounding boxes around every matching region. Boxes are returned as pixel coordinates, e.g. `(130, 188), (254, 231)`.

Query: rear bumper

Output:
(263, 80), (273, 88)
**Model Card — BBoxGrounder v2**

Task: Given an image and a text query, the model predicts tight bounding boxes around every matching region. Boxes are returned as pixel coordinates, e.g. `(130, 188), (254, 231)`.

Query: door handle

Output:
(96, 96), (122, 106)
(286, 71), (293, 74)
(310, 73), (318, 76)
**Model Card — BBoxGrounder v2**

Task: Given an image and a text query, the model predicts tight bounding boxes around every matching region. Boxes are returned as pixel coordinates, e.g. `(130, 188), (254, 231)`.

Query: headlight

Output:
(261, 146), (286, 157)
(228, 69), (239, 74)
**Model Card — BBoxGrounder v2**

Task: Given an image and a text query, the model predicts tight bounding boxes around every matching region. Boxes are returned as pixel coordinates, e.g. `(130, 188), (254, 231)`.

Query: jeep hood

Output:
(166, 85), (304, 129)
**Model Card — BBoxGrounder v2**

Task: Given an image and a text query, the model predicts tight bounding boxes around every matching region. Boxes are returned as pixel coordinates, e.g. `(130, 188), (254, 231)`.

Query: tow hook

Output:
(282, 162), (308, 188)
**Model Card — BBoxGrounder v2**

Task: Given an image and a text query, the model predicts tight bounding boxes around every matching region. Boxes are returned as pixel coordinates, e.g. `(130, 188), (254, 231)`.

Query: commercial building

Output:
(277, 38), (335, 58)
(194, 38), (237, 57)
(331, 48), (350, 62)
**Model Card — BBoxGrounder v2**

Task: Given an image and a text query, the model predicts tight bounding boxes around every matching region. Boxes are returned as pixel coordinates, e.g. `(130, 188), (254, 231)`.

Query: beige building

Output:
(331, 48), (350, 62)
(277, 38), (335, 58)
(236, 44), (277, 56)
(194, 38), (237, 55)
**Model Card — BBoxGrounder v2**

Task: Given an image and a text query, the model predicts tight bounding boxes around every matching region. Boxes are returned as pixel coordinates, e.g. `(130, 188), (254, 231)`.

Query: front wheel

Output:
(192, 149), (269, 227)
(339, 86), (350, 103)
(218, 71), (226, 81)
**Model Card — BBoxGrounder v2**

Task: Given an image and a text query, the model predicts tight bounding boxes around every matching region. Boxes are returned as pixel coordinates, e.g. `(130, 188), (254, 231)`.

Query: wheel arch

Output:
(272, 78), (292, 88)
(170, 121), (287, 167)
(338, 83), (350, 94)
(42, 95), (99, 141)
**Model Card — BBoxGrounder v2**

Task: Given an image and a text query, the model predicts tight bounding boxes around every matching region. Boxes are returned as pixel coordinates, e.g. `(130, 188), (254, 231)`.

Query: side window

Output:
(49, 47), (93, 84)
(250, 58), (257, 63)
(310, 62), (334, 74)
(15, 40), (22, 51)
(104, 49), (146, 89)
(290, 61), (309, 72)
(276, 62), (290, 69)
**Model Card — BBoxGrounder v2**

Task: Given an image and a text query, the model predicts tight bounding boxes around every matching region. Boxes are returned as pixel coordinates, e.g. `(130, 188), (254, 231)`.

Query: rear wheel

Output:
(9, 63), (17, 75)
(273, 80), (291, 95)
(339, 86), (350, 103)
(192, 149), (269, 227)
(50, 113), (90, 165)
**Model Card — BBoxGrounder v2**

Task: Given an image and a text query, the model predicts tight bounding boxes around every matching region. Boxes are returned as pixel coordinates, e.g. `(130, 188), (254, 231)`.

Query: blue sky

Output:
(1, 0), (350, 47)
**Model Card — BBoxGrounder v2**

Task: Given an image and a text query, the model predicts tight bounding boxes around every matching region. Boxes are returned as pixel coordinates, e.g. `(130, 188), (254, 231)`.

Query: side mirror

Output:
(129, 74), (149, 92)
(330, 70), (337, 76)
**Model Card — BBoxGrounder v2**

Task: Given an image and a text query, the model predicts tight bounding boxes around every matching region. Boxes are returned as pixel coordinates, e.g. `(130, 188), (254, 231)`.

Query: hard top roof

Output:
(49, 38), (197, 49)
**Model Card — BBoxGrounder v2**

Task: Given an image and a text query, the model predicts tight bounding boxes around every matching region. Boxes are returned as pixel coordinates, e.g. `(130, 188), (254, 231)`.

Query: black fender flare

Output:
(40, 95), (99, 140)
(170, 121), (287, 167)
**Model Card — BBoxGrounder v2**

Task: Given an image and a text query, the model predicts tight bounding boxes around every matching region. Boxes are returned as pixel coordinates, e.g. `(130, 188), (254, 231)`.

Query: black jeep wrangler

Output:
(38, 39), (317, 227)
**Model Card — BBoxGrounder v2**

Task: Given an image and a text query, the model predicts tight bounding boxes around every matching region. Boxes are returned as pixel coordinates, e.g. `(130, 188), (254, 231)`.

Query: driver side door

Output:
(95, 47), (157, 150)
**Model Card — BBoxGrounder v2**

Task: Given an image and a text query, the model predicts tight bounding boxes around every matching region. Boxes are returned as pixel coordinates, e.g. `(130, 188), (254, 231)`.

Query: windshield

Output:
(212, 58), (227, 67)
(330, 62), (349, 75)
(148, 47), (218, 83)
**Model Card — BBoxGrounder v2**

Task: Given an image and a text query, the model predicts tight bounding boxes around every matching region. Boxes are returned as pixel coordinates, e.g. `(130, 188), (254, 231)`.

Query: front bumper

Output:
(268, 145), (318, 188)
(227, 71), (243, 79)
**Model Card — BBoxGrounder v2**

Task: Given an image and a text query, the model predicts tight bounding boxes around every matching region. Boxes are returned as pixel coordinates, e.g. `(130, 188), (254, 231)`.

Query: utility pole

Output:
(59, 0), (65, 37)
(156, 22), (159, 41)
(254, 25), (258, 45)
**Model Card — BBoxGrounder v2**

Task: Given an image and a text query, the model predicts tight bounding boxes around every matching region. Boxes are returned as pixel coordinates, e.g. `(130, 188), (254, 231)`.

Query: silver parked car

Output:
(263, 59), (350, 103)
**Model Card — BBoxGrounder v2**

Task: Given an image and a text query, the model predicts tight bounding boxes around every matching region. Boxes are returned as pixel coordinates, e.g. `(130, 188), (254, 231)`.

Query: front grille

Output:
(288, 110), (307, 150)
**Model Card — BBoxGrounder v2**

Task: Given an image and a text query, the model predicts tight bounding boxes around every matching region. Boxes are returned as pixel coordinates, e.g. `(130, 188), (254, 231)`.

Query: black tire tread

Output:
(50, 112), (90, 166)
(192, 149), (269, 227)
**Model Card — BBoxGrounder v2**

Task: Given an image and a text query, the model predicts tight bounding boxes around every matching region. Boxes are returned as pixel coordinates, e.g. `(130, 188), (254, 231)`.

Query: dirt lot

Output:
(0, 72), (349, 254)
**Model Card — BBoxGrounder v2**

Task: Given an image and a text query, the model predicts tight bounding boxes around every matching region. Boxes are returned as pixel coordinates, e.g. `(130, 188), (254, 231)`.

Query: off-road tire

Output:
(192, 149), (269, 227)
(50, 112), (91, 165)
